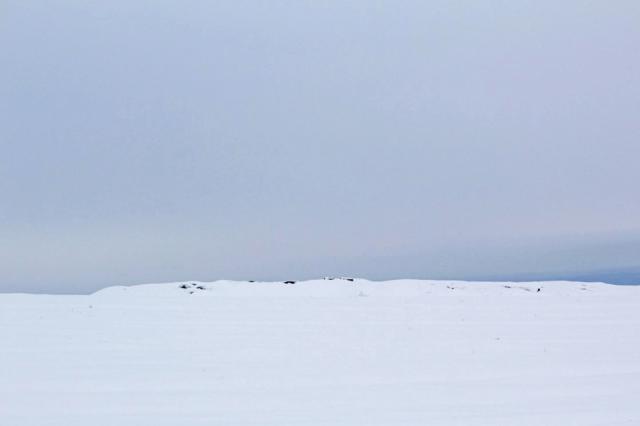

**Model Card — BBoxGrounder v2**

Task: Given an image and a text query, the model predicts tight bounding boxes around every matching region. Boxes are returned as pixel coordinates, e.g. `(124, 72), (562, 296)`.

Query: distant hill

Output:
(482, 266), (640, 285)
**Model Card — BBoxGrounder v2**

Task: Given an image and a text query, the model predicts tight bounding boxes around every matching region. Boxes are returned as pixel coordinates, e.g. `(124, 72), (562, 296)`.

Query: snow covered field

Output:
(1, 279), (639, 425)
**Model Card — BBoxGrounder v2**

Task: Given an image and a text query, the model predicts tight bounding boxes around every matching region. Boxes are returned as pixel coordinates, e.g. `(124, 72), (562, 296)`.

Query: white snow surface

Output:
(1, 279), (639, 425)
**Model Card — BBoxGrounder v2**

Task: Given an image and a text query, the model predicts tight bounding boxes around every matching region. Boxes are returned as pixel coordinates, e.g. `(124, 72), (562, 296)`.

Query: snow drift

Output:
(1, 279), (639, 425)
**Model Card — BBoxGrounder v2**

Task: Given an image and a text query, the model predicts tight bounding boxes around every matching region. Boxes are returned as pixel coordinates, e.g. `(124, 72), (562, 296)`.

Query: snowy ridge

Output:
(89, 277), (608, 297)
(2, 279), (639, 425)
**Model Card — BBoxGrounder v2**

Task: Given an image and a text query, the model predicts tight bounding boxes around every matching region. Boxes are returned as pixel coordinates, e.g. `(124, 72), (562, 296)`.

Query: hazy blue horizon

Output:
(2, 1), (639, 293)
(4, 232), (639, 294)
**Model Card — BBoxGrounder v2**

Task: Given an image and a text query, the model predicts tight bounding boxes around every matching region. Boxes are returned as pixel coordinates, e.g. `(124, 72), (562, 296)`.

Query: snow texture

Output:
(1, 279), (639, 425)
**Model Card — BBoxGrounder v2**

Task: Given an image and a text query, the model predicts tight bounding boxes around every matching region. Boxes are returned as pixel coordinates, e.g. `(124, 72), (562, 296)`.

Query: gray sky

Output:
(2, 1), (639, 293)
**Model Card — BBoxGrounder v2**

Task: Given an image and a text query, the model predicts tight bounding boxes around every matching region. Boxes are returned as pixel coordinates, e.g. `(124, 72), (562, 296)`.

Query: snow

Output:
(1, 279), (639, 425)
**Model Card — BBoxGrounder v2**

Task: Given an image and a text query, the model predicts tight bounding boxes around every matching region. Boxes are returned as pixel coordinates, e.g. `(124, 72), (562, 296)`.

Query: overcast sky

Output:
(1, 1), (639, 293)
